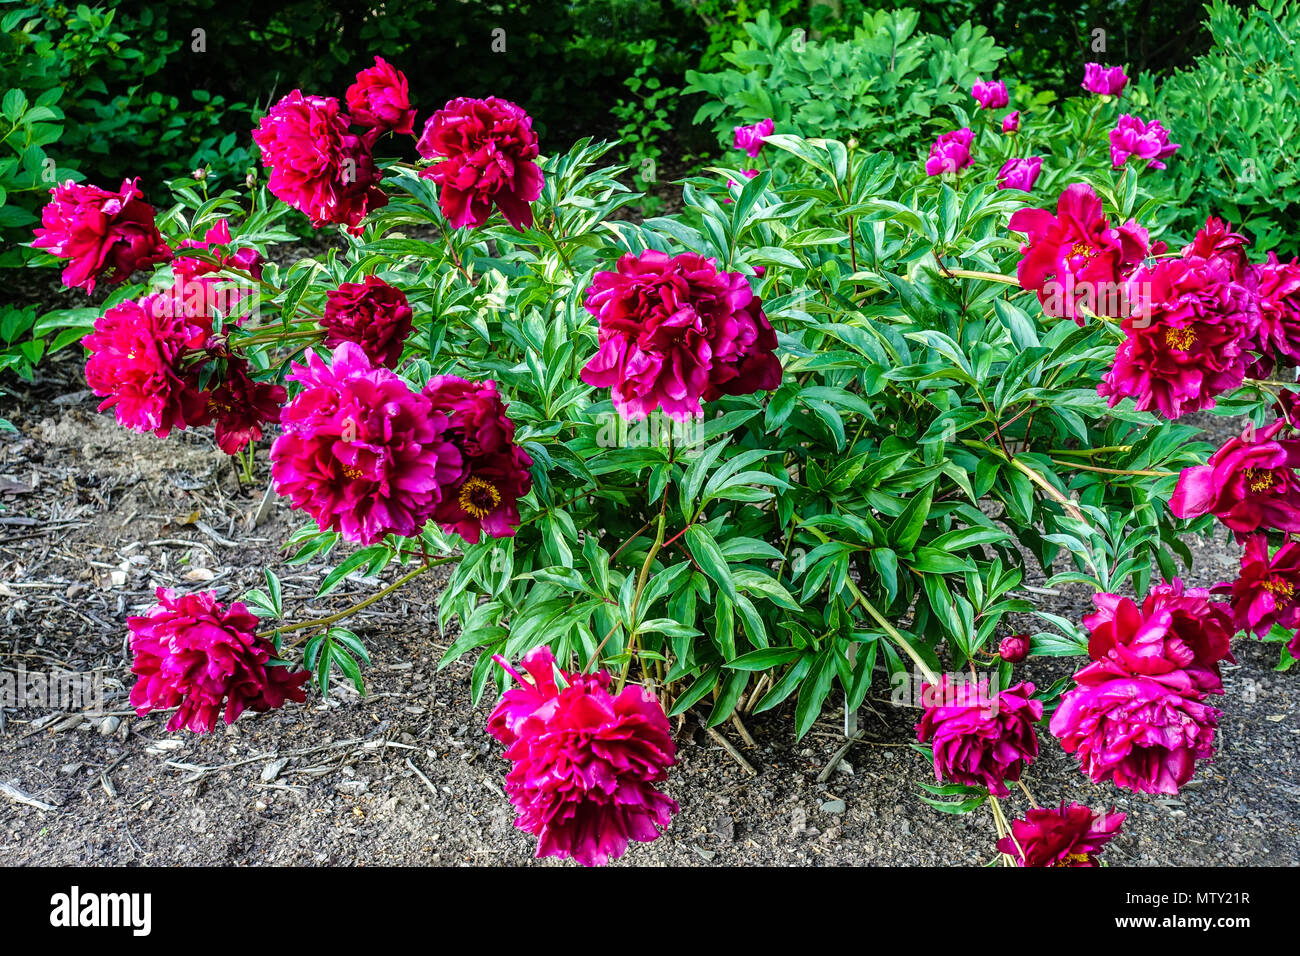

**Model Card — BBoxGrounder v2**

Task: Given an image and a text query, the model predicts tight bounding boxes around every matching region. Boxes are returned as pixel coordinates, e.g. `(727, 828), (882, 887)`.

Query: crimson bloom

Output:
(914, 677), (1042, 797)
(999, 634), (1030, 662)
(925, 127), (974, 176)
(416, 96), (544, 230)
(972, 79), (1009, 109)
(733, 118), (774, 158)
(1008, 183), (1155, 323)
(321, 275), (414, 369)
(422, 376), (533, 544)
(202, 357), (287, 455)
(487, 646), (678, 867)
(270, 343), (463, 544)
(128, 587), (309, 733)
(345, 56), (416, 135)
(996, 156), (1043, 192)
(253, 90), (388, 234)
(1098, 256), (1257, 419)
(1110, 113), (1180, 170)
(580, 250), (781, 421)
(1169, 421), (1300, 539)
(1082, 63), (1129, 96)
(1223, 534), (1300, 638)
(1251, 252), (1300, 363)
(33, 177), (171, 292)
(997, 803), (1125, 866)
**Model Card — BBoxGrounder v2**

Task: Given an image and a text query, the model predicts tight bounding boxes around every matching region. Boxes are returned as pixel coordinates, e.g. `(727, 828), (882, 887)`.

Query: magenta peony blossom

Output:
(487, 646), (678, 867)
(270, 342), (463, 544)
(33, 177), (171, 292)
(252, 90), (388, 234)
(1002, 111), (1020, 134)
(915, 677), (1042, 796)
(203, 357), (287, 455)
(925, 127), (974, 176)
(1098, 256), (1257, 419)
(997, 803), (1125, 866)
(416, 96), (544, 230)
(1082, 63), (1129, 96)
(732, 118), (774, 158)
(128, 587), (309, 733)
(345, 56), (416, 135)
(1170, 421), (1300, 539)
(1222, 534), (1300, 638)
(320, 275), (414, 369)
(971, 79), (1009, 110)
(996, 156), (1043, 192)
(1110, 113), (1180, 170)
(422, 376), (533, 543)
(1185, 216), (1251, 281)
(1251, 252), (1300, 363)
(999, 634), (1030, 662)
(82, 294), (208, 438)
(580, 250), (781, 420)
(1009, 183), (1156, 324)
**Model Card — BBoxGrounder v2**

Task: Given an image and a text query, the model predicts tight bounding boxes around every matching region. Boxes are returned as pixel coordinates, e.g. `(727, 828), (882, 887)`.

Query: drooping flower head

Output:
(345, 56), (417, 135)
(1110, 113), (1180, 170)
(128, 587), (309, 733)
(996, 156), (1043, 193)
(320, 275), (414, 369)
(997, 803), (1125, 866)
(1222, 534), (1300, 639)
(1098, 256), (1257, 419)
(33, 177), (171, 292)
(580, 250), (781, 421)
(253, 90), (388, 234)
(487, 646), (678, 867)
(1170, 420), (1300, 539)
(270, 342), (463, 544)
(1009, 183), (1155, 323)
(732, 118), (774, 158)
(971, 79), (1009, 110)
(925, 127), (974, 176)
(914, 677), (1042, 797)
(415, 96), (544, 230)
(1002, 111), (1020, 134)
(422, 376), (533, 544)
(1081, 63), (1129, 96)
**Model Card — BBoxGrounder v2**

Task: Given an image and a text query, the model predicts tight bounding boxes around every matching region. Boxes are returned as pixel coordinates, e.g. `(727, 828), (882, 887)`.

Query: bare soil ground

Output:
(0, 340), (1296, 867)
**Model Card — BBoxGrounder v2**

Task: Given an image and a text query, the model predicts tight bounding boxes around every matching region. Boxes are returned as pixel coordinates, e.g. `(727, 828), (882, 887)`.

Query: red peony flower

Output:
(202, 357), (287, 455)
(415, 96), (544, 230)
(487, 646), (678, 867)
(1170, 420), (1300, 539)
(997, 802), (1125, 866)
(580, 249), (781, 421)
(1222, 534), (1300, 638)
(253, 91), (388, 234)
(999, 634), (1030, 662)
(1250, 252), (1300, 364)
(1098, 256), (1257, 419)
(320, 275), (414, 369)
(128, 587), (309, 733)
(345, 56), (416, 135)
(1185, 216), (1251, 281)
(421, 376), (533, 543)
(270, 343), (463, 544)
(1008, 183), (1155, 324)
(914, 677), (1042, 796)
(33, 177), (171, 292)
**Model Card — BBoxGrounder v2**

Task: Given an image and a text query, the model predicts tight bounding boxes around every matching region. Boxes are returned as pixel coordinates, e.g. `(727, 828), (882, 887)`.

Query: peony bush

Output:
(35, 48), (1300, 866)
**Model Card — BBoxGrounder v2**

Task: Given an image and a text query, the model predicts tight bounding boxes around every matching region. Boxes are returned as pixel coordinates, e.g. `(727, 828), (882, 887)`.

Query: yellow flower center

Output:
(1164, 327), (1196, 351)
(1070, 242), (1096, 259)
(1243, 467), (1275, 492)
(1054, 851), (1092, 867)
(342, 465), (364, 481)
(1262, 578), (1295, 599)
(458, 476), (501, 519)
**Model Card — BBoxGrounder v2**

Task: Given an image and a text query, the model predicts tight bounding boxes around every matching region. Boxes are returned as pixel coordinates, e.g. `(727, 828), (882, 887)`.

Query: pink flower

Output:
(1110, 113), (1180, 170)
(1223, 534), (1300, 638)
(128, 587), (309, 733)
(421, 376), (533, 544)
(1002, 111), (1020, 134)
(487, 647), (678, 866)
(915, 677), (1042, 796)
(1170, 421), (1300, 539)
(321, 275), (414, 369)
(32, 177), (171, 292)
(82, 294), (208, 438)
(203, 357), (287, 455)
(925, 127), (974, 176)
(1098, 256), (1256, 419)
(1082, 63), (1129, 96)
(416, 96), (544, 230)
(1008, 183), (1155, 324)
(996, 156), (1043, 192)
(1251, 253), (1300, 363)
(999, 634), (1030, 662)
(1185, 216), (1250, 281)
(732, 118), (774, 158)
(971, 79), (1009, 110)
(580, 250), (781, 421)
(997, 803), (1125, 866)
(252, 90), (388, 234)
(345, 56), (416, 135)
(270, 343), (463, 544)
